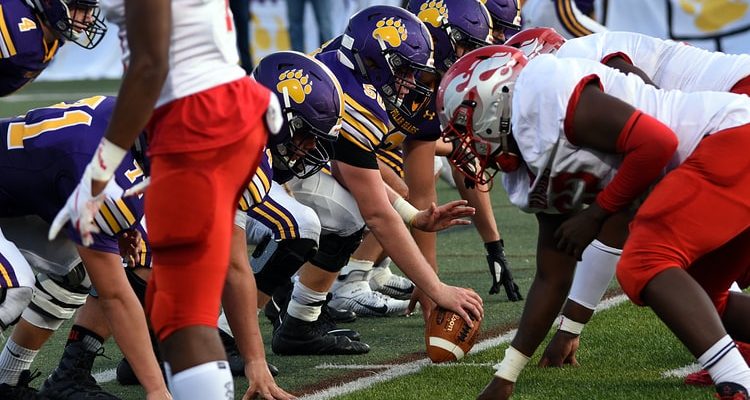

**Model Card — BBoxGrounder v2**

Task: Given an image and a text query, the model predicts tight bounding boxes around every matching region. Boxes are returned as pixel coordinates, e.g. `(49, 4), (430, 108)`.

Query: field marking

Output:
(93, 368), (118, 384)
(300, 294), (628, 400)
(662, 363), (701, 379)
(315, 362), (496, 370)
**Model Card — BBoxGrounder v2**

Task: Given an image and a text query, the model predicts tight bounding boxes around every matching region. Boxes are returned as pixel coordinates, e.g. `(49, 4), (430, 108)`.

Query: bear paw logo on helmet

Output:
(373, 17), (409, 47)
(276, 69), (313, 104)
(418, 0), (448, 28)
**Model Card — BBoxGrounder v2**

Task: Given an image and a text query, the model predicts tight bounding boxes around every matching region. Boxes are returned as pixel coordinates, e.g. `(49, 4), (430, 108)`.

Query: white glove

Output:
(48, 163), (113, 247)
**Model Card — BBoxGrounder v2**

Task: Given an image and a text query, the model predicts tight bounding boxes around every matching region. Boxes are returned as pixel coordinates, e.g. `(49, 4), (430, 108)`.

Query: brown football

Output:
(425, 306), (482, 363)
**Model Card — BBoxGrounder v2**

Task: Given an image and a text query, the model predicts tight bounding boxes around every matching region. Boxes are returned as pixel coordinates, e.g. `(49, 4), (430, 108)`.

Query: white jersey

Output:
(556, 31), (750, 93)
(504, 54), (750, 214)
(101, 0), (246, 107)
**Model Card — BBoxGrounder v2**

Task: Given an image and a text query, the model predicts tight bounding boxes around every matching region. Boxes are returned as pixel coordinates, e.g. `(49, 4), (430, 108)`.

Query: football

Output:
(425, 307), (482, 363)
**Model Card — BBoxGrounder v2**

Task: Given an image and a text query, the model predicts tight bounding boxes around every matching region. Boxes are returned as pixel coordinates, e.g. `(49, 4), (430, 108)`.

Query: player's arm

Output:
(378, 159), (409, 199)
(554, 80), (678, 258)
(331, 160), (482, 324)
(602, 55), (658, 87)
(92, 0), (171, 193)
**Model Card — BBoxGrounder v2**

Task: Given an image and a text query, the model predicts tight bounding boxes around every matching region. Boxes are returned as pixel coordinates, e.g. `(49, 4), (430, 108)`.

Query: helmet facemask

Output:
(361, 35), (438, 118)
(443, 25), (491, 70)
(442, 87), (520, 187)
(272, 86), (341, 179)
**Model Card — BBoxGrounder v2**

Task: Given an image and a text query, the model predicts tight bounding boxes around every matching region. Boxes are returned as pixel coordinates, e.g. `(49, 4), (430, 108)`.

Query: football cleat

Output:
(271, 314), (370, 356)
(369, 263), (415, 301)
(330, 280), (409, 317)
(715, 382), (749, 400)
(39, 342), (120, 399)
(0, 369), (45, 400)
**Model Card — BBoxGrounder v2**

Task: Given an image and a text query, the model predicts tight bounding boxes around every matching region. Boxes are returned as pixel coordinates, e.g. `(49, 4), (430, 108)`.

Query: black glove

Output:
(485, 240), (523, 301)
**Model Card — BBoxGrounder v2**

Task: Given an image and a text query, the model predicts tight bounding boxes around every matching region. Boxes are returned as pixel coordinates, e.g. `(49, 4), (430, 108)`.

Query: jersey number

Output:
(6, 96), (105, 150)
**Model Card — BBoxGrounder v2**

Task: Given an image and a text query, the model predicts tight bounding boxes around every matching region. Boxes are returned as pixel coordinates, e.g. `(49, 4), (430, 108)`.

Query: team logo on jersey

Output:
(276, 69), (312, 104)
(18, 17), (37, 32)
(417, 1), (448, 28)
(373, 17), (408, 48)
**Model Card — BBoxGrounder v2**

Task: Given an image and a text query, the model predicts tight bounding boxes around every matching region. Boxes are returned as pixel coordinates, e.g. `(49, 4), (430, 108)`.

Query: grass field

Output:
(1, 81), (719, 399)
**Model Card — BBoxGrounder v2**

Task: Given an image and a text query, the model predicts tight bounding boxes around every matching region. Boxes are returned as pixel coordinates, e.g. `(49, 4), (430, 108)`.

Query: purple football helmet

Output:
(482, 0), (522, 43)
(406, 0), (493, 73)
(24, 0), (106, 48)
(338, 5), (437, 117)
(253, 51), (343, 178)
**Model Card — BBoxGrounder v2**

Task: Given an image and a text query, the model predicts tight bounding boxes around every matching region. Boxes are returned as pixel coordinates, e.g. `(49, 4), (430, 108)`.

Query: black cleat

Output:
(271, 314), (370, 356)
(0, 369), (46, 400)
(39, 342), (120, 399)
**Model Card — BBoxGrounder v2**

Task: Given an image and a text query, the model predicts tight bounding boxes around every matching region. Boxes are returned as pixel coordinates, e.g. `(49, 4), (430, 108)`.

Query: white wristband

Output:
(558, 315), (585, 336)
(494, 346), (530, 382)
(90, 138), (128, 182)
(393, 196), (419, 226)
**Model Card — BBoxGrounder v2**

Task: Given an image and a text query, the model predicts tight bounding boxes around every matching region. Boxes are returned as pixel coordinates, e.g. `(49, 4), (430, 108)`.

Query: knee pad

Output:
(0, 287), (33, 331)
(23, 263), (91, 330)
(309, 227), (365, 273)
(253, 238), (317, 296)
(125, 268), (148, 308)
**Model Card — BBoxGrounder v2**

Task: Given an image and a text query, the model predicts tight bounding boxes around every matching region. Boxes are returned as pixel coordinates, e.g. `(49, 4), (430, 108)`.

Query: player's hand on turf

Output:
(411, 200), (474, 232)
(430, 283), (483, 327)
(476, 376), (514, 400)
(244, 360), (296, 400)
(539, 330), (580, 367)
(554, 203), (609, 260)
(48, 163), (112, 246)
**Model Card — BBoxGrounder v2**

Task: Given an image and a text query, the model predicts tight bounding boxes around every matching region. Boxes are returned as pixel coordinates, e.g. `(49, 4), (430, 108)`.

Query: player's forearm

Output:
(363, 208), (441, 296)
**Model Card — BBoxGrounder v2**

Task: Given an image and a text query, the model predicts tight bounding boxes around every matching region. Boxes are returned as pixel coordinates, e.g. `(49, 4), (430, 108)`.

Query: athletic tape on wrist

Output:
(393, 197), (419, 227)
(90, 138), (127, 182)
(494, 346), (530, 382)
(558, 315), (585, 335)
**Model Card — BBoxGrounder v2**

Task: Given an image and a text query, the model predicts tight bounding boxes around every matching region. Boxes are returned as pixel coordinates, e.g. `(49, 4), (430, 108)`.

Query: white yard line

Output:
(662, 363), (701, 379)
(300, 295), (629, 400)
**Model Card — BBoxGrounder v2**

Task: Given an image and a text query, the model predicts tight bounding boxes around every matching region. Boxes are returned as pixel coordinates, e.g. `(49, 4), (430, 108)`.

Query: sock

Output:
(170, 361), (234, 400)
(375, 257), (393, 270)
(67, 324), (103, 352)
(700, 335), (750, 390)
(0, 338), (38, 385)
(287, 282), (327, 322)
(340, 258), (375, 280)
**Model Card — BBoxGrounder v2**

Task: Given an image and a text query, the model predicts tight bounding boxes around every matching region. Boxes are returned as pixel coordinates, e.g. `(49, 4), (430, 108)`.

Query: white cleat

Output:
(330, 280), (409, 317)
(369, 264), (415, 301)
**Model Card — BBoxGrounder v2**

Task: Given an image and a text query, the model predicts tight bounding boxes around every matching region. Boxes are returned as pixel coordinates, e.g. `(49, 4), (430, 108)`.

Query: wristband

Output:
(393, 196), (419, 227)
(494, 346), (530, 382)
(90, 138), (128, 182)
(558, 315), (585, 335)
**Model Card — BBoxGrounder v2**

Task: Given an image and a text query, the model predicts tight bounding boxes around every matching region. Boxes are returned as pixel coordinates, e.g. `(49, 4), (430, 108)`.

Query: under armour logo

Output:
(423, 109), (436, 120)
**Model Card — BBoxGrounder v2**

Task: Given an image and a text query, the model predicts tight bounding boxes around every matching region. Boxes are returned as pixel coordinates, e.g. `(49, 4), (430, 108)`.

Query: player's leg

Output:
(618, 124), (750, 397)
(271, 172), (370, 355)
(0, 228), (38, 397)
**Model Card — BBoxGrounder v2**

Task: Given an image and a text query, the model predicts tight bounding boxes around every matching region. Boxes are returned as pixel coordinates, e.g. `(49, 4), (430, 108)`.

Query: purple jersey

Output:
(0, 96), (146, 254)
(0, 0), (62, 97)
(388, 93), (441, 142)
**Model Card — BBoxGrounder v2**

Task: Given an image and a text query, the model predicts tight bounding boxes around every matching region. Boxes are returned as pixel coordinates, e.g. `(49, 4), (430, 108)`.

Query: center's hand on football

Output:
(244, 360), (296, 400)
(476, 377), (514, 400)
(429, 283), (483, 327)
(48, 163), (110, 246)
(554, 204), (609, 260)
(411, 200), (474, 232)
(539, 330), (580, 367)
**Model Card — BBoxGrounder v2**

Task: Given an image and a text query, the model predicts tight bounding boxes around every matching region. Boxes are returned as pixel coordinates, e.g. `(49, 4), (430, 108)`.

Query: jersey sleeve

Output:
(238, 149), (273, 212)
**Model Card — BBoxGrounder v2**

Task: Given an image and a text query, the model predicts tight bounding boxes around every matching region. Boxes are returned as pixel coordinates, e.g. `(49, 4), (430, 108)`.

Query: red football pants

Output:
(616, 123), (750, 314)
(145, 126), (265, 341)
